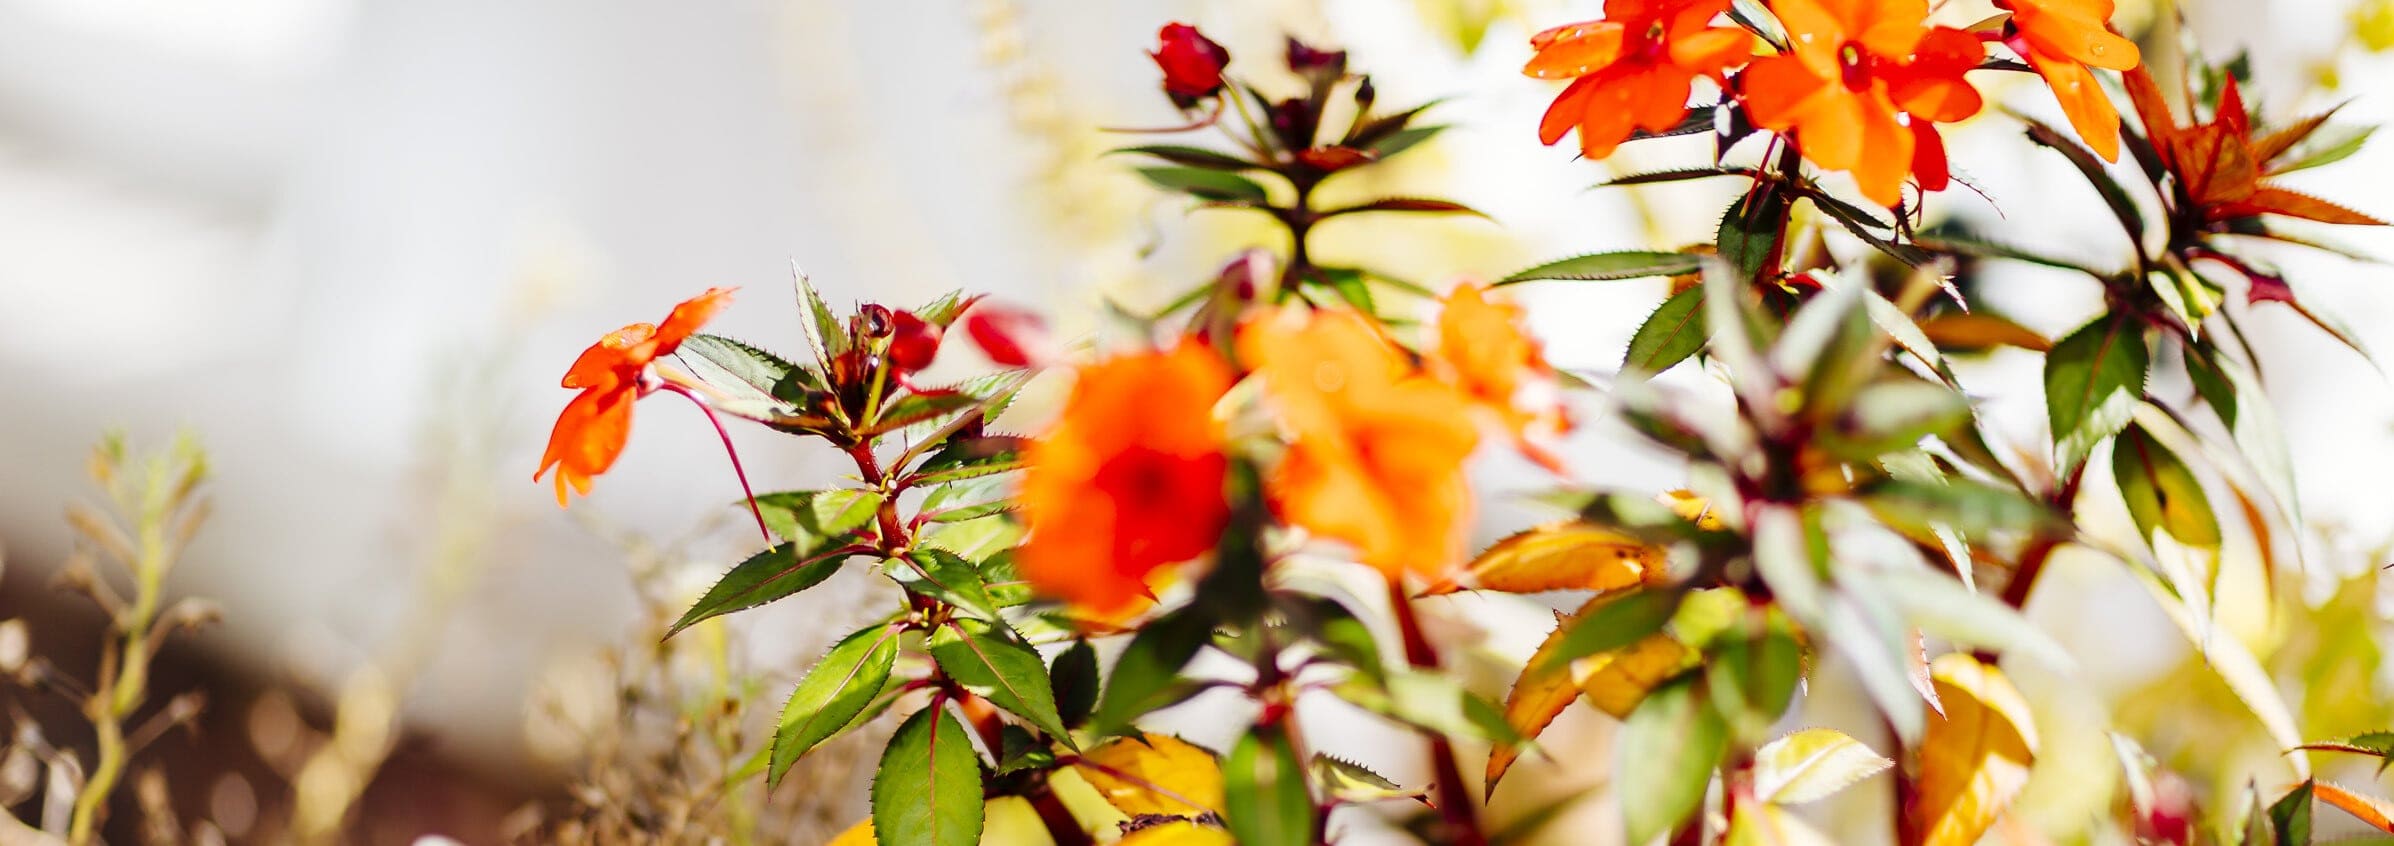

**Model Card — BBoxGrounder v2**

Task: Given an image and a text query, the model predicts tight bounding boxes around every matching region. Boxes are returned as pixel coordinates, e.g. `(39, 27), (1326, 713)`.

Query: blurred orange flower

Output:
(536, 288), (734, 506)
(1526, 0), (1755, 160)
(1239, 308), (1481, 580)
(1432, 283), (1570, 469)
(1017, 341), (1234, 616)
(1998, 0), (2141, 161)
(1742, 0), (1984, 207)
(2123, 67), (2386, 226)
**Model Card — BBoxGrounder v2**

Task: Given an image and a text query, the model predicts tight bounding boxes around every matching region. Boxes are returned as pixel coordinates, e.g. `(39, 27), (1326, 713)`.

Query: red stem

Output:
(657, 382), (771, 541)
(958, 692), (1093, 846)
(1385, 579), (1488, 846)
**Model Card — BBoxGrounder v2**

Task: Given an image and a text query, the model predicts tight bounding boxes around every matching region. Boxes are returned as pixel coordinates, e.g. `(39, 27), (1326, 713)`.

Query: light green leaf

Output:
(1752, 728), (1892, 805)
(1223, 728), (1314, 846)
(929, 619), (1074, 744)
(771, 624), (900, 783)
(752, 489), (883, 546)
(871, 707), (985, 846)
(2112, 424), (2222, 548)
(1619, 675), (1727, 845)
(1496, 251), (1702, 286)
(670, 540), (862, 636)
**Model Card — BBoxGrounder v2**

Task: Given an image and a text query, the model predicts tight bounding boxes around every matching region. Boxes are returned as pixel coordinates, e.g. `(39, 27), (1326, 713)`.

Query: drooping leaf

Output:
(1425, 523), (1666, 596)
(1313, 755), (1421, 803)
(1137, 166), (1270, 203)
(1223, 728), (1314, 846)
(1113, 145), (1261, 171)
(1574, 629), (1696, 720)
(1753, 728), (1893, 805)
(1916, 312), (2054, 353)
(2112, 424), (2223, 548)
(752, 489), (884, 546)
(1074, 733), (1225, 818)
(1497, 251), (1704, 286)
(1092, 608), (1214, 734)
(871, 707), (984, 846)
(929, 619), (1073, 744)
(1489, 611), (1595, 796)
(1912, 654), (2038, 846)
(1600, 166), (1759, 187)
(1720, 188), (1792, 280)
(772, 624), (900, 784)
(2127, 565), (2309, 778)
(1618, 675), (1728, 846)
(1320, 197), (1490, 219)
(1624, 286), (1710, 374)
(670, 539), (863, 636)
(1050, 640), (1100, 731)
(2044, 314), (2150, 471)
(1537, 588), (1683, 671)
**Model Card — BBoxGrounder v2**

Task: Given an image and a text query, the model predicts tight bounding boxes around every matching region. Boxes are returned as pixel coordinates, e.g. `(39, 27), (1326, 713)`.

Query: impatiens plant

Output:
(539, 7), (2394, 845)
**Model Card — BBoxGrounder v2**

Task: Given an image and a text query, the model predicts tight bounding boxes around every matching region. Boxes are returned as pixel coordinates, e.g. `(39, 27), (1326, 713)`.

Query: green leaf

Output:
(863, 390), (985, 437)
(2295, 732), (2394, 767)
(1860, 478), (2062, 539)
(677, 334), (810, 411)
(911, 437), (1027, 487)
(2043, 314), (2150, 471)
(752, 489), (884, 546)
(1337, 669), (1520, 744)
(994, 725), (1056, 775)
(1619, 675), (1728, 845)
(1705, 613), (1803, 745)
(872, 707), (985, 846)
(792, 263), (847, 368)
(1915, 230), (2108, 276)
(1873, 568), (2075, 672)
(1092, 608), (1215, 735)
(896, 548), (1003, 621)
(1223, 728), (1314, 846)
(1050, 640), (1100, 730)
(1497, 251), (1703, 286)
(1719, 188), (1791, 280)
(2275, 123), (2373, 173)
(2182, 344), (2240, 427)
(912, 289), (976, 327)
(1137, 166), (1270, 203)
(1360, 124), (1446, 159)
(1599, 166), (1759, 187)
(2112, 424), (2223, 548)
(670, 540), (862, 636)
(1312, 754), (1422, 803)
(1752, 728), (1892, 805)
(1319, 196), (1489, 220)
(930, 619), (1074, 744)
(1623, 286), (1709, 374)
(1824, 378), (1972, 460)
(771, 624), (900, 784)
(1112, 145), (1260, 171)
(1537, 589), (1683, 671)
(2271, 780), (2315, 846)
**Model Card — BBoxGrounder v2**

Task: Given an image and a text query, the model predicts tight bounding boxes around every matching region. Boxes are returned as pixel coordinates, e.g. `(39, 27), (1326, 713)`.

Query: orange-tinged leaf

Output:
(1917, 313), (2053, 353)
(2234, 186), (2388, 226)
(1117, 820), (1238, 846)
(1074, 733), (1225, 818)
(1486, 610), (1588, 795)
(1571, 630), (1695, 719)
(2317, 781), (2394, 833)
(1661, 489), (1729, 531)
(1424, 522), (1666, 596)
(1726, 802), (1838, 846)
(828, 818), (875, 846)
(1487, 597), (1693, 797)
(1910, 654), (2038, 846)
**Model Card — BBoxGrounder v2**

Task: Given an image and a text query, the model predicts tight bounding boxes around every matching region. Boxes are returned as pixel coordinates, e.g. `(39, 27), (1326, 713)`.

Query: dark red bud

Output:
(1285, 37), (1346, 78)
(888, 310), (942, 373)
(1296, 145), (1374, 173)
(857, 303), (895, 339)
(960, 304), (1053, 368)
(1152, 23), (1230, 109)
(1353, 75), (1376, 110)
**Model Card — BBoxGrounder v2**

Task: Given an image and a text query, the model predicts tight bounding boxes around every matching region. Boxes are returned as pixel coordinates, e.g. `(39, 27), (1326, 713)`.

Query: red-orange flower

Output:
(536, 288), (734, 506)
(1997, 0), (2141, 161)
(2124, 67), (2386, 226)
(1239, 308), (1481, 580)
(1742, 0), (1986, 207)
(1526, 0), (1755, 160)
(1017, 340), (1234, 616)
(1152, 23), (1231, 109)
(1431, 283), (1570, 469)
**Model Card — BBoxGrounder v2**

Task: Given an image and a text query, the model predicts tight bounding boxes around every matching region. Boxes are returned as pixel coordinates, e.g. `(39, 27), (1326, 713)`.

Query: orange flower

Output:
(536, 288), (734, 505)
(1741, 0), (1985, 207)
(1527, 0), (1755, 160)
(2123, 67), (2386, 226)
(1432, 283), (1570, 468)
(1997, 0), (2141, 161)
(1017, 341), (1234, 616)
(1239, 308), (1481, 580)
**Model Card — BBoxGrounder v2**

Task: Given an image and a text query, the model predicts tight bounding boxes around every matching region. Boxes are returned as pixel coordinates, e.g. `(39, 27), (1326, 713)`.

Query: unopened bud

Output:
(857, 303), (895, 339)
(888, 310), (943, 373)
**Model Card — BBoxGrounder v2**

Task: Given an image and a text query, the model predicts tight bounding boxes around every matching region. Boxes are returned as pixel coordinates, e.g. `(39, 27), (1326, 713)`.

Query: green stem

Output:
(69, 509), (167, 844)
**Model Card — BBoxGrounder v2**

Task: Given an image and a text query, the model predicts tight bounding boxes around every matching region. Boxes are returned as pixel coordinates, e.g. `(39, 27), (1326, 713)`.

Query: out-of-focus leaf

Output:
(2127, 564), (2309, 778)
(1112, 145), (1261, 171)
(1137, 166), (1269, 203)
(1537, 588), (1683, 671)
(1826, 379), (1972, 460)
(771, 624), (900, 784)
(1575, 630), (1696, 720)
(1822, 589), (1928, 744)
(1424, 523), (1665, 596)
(1319, 197), (1489, 219)
(1917, 312), (2054, 353)
(1726, 802), (1837, 846)
(871, 707), (984, 846)
(1912, 654), (2037, 846)
(1313, 755), (1420, 803)
(1050, 640), (1100, 730)
(1720, 188), (1792, 280)
(1618, 675), (1727, 846)
(1753, 728), (1892, 805)
(2182, 344), (2240, 426)
(1705, 610), (1804, 744)
(1116, 821), (1235, 846)
(929, 619), (1072, 744)
(1874, 568), (2074, 672)
(1859, 478), (2063, 540)
(1486, 598), (1689, 797)
(1074, 733), (1224, 818)
(1496, 251), (1704, 285)
(2316, 782), (2394, 833)
(752, 489), (883, 546)
(2024, 119), (2146, 246)
(2270, 780), (2315, 846)
(1913, 232), (2107, 277)
(2274, 123), (2374, 173)
(1363, 124), (1446, 159)
(1339, 670), (1518, 745)
(2112, 424), (2223, 548)
(2044, 314), (2150, 471)
(828, 818), (875, 846)
(1223, 728), (1313, 846)
(1625, 285), (1709, 374)
(1093, 609), (1214, 735)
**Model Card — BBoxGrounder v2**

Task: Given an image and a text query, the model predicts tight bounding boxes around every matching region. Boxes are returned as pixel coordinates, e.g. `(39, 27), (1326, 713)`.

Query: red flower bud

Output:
(888, 309), (942, 373)
(961, 303), (1055, 368)
(1151, 23), (1229, 108)
(1284, 37), (1346, 78)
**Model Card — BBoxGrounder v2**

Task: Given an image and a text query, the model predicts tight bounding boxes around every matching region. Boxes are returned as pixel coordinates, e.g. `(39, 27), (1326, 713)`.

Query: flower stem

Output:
(657, 382), (772, 542)
(1384, 579), (1487, 846)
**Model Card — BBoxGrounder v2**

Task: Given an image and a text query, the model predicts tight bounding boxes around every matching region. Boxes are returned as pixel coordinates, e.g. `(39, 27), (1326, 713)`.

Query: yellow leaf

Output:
(827, 818), (875, 846)
(1116, 820), (1237, 846)
(1911, 653), (2038, 846)
(1917, 313), (2053, 353)
(1425, 522), (1666, 595)
(1072, 733), (1224, 818)
(1486, 595), (1692, 797)
(2317, 781), (2394, 833)
(1726, 802), (1838, 846)
(1660, 489), (1728, 531)
(1752, 728), (1892, 805)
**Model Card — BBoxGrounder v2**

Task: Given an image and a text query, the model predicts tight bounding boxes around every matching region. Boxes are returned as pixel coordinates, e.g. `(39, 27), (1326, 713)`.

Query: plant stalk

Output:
(1384, 579), (1487, 846)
